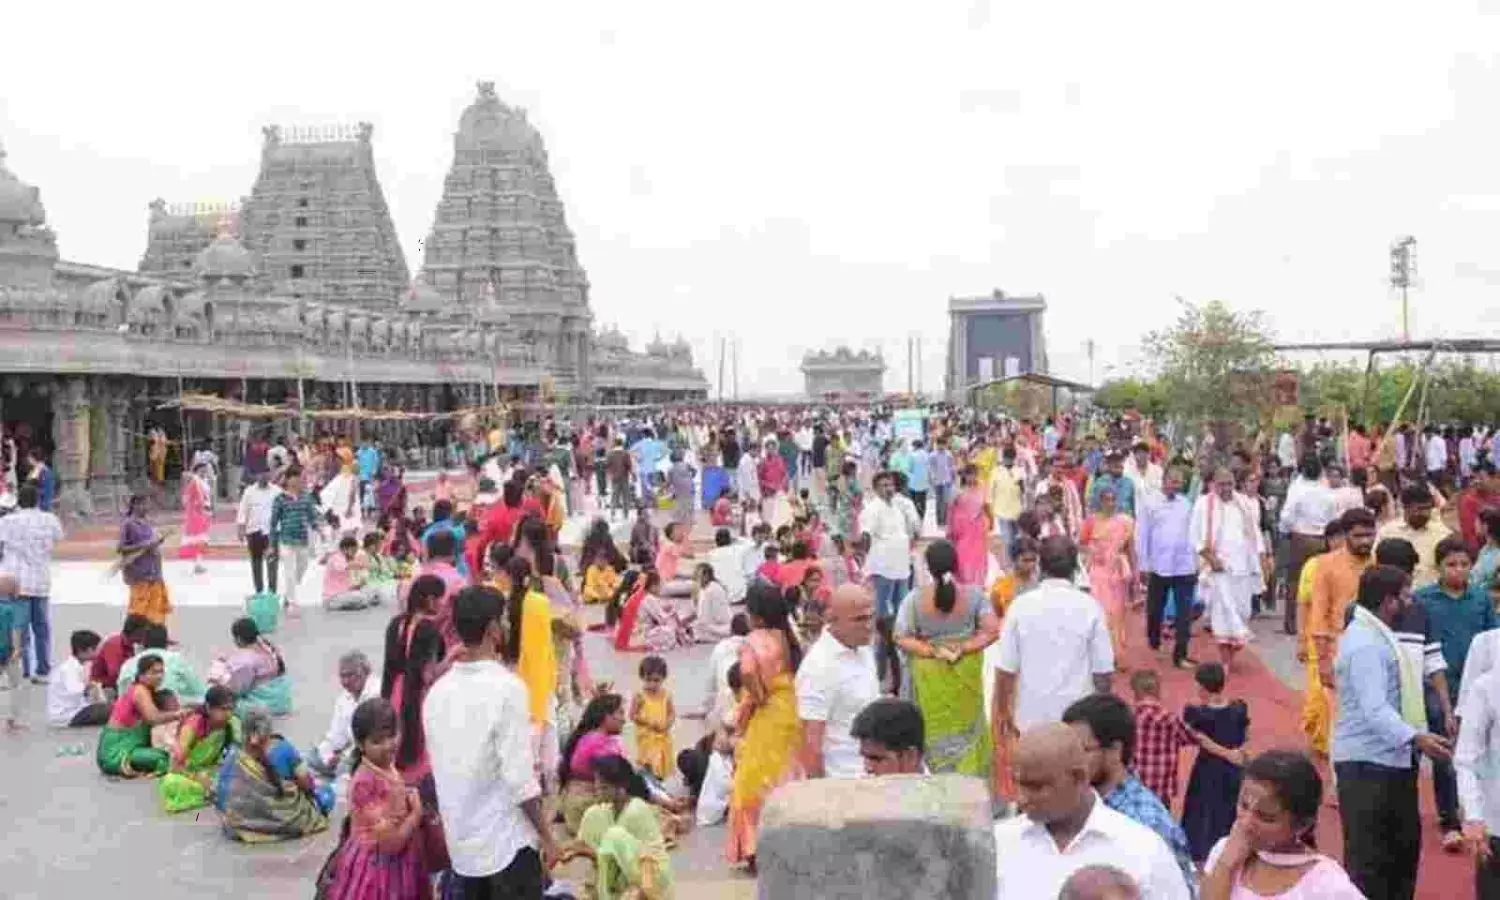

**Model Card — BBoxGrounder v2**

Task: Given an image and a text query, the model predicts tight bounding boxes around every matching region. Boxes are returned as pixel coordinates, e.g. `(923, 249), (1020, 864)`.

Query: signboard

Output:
(892, 408), (927, 444)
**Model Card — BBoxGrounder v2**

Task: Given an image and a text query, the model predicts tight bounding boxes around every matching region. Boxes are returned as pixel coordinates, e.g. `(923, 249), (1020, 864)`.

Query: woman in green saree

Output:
(158, 685), (240, 812)
(893, 540), (1000, 778)
(215, 708), (332, 843)
(566, 754), (676, 900)
(97, 654), (187, 777)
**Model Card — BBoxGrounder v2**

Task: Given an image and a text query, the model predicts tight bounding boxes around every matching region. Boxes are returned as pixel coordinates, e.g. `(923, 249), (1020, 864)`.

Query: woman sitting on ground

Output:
(639, 571), (692, 653)
(96, 653), (187, 778)
(559, 693), (631, 834)
(158, 685), (240, 812)
(216, 708), (333, 843)
(214, 617), (292, 717)
(116, 623), (207, 705)
(565, 754), (677, 900)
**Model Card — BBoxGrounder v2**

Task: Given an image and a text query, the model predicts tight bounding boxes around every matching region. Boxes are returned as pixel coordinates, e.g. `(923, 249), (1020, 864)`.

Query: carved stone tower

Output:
(0, 141), (60, 290)
(421, 82), (592, 395)
(239, 123), (409, 310)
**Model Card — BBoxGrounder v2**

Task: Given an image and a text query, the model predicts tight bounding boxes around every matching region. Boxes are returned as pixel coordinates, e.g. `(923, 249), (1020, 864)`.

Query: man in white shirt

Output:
(993, 536), (1114, 737)
(737, 444), (762, 529)
(705, 528), (749, 604)
(1124, 441), (1164, 503)
(994, 724), (1191, 900)
(1456, 664), (1500, 888)
(859, 471), (921, 691)
(47, 628), (109, 727)
(702, 614), (749, 723)
(424, 585), (558, 895)
(1425, 425), (1449, 487)
(797, 584), (879, 779)
(236, 469), (282, 596)
(1278, 457), (1336, 636)
(310, 650), (380, 777)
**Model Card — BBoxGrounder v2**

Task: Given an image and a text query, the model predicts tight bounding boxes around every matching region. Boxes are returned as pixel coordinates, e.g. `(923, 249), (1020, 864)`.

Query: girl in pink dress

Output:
(179, 463), (212, 574)
(317, 698), (431, 900)
(1203, 750), (1363, 899)
(1079, 484), (1136, 663)
(943, 465), (991, 587)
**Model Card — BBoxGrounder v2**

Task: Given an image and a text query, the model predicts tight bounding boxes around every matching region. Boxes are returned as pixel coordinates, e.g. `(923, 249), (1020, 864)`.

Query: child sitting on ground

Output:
(358, 532), (399, 607)
(322, 536), (376, 611)
(151, 690), (183, 758)
(583, 544), (623, 607)
(710, 487), (735, 528)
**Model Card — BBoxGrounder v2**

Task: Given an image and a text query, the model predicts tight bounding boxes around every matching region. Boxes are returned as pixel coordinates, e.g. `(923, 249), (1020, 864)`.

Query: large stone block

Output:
(756, 774), (997, 900)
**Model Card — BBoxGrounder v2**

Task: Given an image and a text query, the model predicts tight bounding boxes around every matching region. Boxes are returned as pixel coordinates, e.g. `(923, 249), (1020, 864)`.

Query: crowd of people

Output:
(5, 406), (1500, 899)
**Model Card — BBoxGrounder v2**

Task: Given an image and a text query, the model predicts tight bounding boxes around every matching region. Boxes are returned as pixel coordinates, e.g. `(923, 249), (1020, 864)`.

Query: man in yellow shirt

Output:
(1309, 508), (1377, 684)
(987, 447), (1025, 555)
(1376, 482), (1451, 588)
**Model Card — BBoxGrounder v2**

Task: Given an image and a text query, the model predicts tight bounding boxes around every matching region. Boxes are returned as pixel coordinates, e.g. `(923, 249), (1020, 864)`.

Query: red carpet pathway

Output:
(1131, 610), (1470, 898)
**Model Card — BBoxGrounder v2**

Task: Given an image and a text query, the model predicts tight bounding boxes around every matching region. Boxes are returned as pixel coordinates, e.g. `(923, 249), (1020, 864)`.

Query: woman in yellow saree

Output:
(725, 582), (803, 870)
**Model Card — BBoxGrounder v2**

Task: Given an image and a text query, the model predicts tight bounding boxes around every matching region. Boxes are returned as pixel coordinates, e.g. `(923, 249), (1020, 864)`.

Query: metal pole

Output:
(1401, 284), (1410, 341)
(716, 334), (726, 404)
(907, 335), (914, 396)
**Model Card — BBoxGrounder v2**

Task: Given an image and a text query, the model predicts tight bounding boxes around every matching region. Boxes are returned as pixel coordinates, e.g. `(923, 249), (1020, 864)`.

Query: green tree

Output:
(1093, 377), (1168, 418)
(1141, 298), (1275, 424)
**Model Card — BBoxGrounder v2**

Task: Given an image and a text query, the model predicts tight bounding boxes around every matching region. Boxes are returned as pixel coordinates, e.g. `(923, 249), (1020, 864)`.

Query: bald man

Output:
(992, 724), (1192, 900)
(796, 583), (879, 778)
(1059, 865), (1141, 900)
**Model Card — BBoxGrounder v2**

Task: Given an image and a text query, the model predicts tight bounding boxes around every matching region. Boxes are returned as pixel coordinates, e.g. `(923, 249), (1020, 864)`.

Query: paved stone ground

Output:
(1, 573), (754, 900)
(2, 473), (1472, 899)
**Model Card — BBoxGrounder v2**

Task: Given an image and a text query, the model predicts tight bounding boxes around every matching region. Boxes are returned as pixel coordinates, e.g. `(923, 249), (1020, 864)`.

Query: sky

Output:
(4, 0), (1500, 396)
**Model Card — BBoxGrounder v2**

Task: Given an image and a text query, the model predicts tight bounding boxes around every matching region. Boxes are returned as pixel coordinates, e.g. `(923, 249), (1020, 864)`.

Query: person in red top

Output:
(91, 614), (151, 700)
(1457, 461), (1500, 547)
(757, 443), (789, 500)
(472, 475), (530, 577)
(1346, 424), (1373, 475)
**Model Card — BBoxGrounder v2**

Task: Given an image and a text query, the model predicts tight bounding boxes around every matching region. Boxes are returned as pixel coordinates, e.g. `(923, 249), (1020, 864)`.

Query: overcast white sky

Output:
(5, 1), (1500, 395)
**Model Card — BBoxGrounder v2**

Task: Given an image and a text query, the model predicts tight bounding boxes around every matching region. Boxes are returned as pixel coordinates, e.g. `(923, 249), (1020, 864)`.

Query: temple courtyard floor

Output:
(0, 523), (1475, 898)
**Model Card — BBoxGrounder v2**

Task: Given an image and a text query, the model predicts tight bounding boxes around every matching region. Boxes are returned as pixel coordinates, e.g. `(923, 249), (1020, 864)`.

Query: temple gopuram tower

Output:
(238, 123), (409, 309)
(421, 81), (592, 395)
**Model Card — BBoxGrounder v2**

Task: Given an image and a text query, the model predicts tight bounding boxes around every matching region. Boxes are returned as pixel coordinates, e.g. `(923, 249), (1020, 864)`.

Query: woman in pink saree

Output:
(179, 462), (212, 574)
(944, 464), (991, 586)
(1079, 484), (1137, 663)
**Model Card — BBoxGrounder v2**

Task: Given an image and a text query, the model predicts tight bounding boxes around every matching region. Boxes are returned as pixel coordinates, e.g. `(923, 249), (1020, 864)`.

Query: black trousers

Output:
(909, 490), (928, 522)
(67, 702), (111, 727)
(1478, 837), (1500, 899)
(451, 847), (544, 899)
(247, 532), (278, 594)
(1336, 760), (1420, 900)
(1145, 574), (1196, 664)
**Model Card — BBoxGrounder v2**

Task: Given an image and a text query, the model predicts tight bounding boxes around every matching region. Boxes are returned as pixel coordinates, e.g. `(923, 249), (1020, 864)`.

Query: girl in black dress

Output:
(1182, 661), (1251, 862)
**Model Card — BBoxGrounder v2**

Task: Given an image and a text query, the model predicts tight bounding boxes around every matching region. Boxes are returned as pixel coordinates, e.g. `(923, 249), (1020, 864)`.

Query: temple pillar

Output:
(53, 376), (95, 521)
(106, 386), (131, 511)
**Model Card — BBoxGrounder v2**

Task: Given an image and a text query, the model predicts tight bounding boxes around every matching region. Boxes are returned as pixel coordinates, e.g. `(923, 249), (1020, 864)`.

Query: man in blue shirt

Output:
(1088, 451), (1137, 517)
(928, 440), (955, 528)
(1136, 468), (1198, 668)
(1333, 564), (1454, 900)
(26, 448), (54, 513)
(355, 440), (381, 511)
(905, 440), (931, 525)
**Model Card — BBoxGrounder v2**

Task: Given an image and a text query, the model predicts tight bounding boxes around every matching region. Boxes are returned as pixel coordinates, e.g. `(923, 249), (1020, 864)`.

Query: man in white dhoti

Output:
(1190, 466), (1265, 671)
